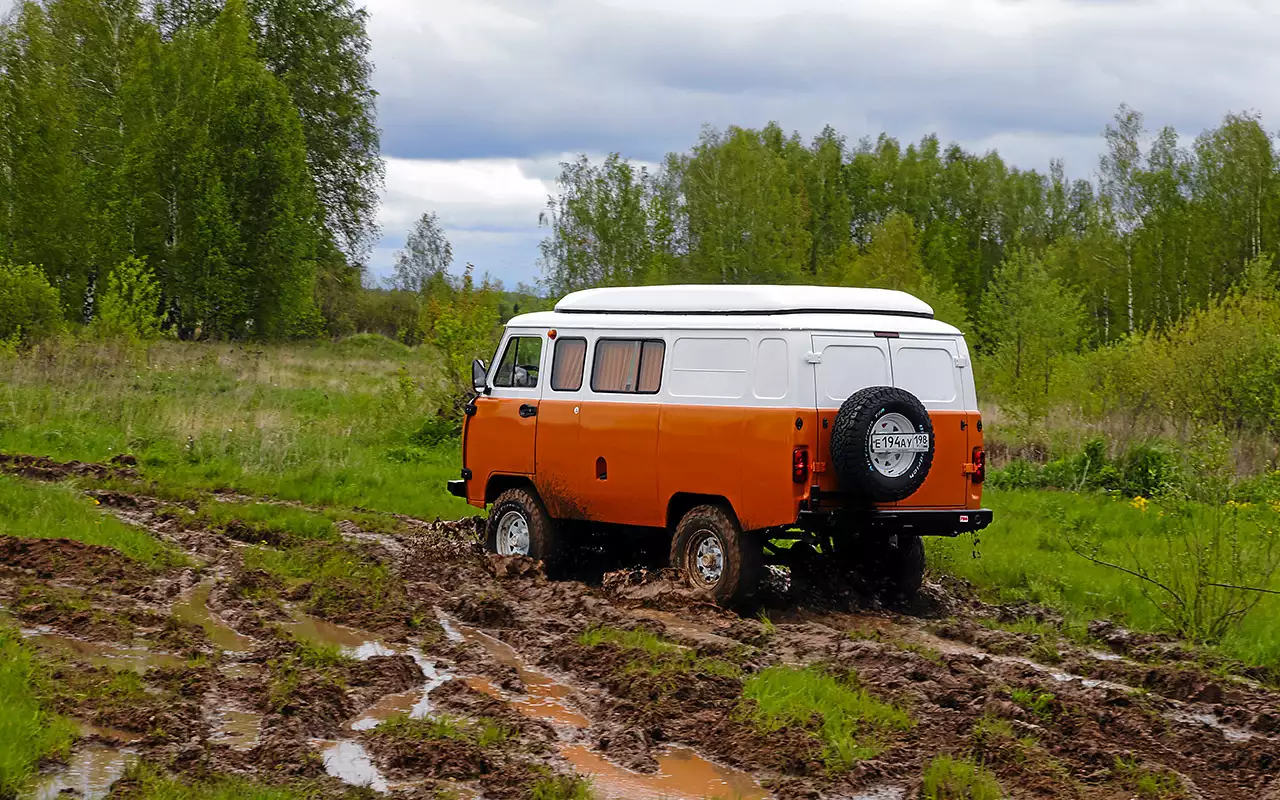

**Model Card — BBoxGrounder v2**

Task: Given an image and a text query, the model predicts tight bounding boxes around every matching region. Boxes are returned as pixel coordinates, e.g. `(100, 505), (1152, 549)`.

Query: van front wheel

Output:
(670, 505), (760, 606)
(486, 488), (558, 565)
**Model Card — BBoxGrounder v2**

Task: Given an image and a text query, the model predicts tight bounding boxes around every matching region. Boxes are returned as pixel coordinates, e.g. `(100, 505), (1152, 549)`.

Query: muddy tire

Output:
(486, 487), (558, 566)
(831, 386), (934, 502)
(669, 504), (761, 606)
(864, 534), (925, 606)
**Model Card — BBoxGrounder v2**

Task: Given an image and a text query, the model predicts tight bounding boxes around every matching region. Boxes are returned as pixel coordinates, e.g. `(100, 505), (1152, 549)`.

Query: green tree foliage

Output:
(91, 256), (164, 341)
(392, 212), (453, 293)
(246, 0), (383, 261)
(419, 265), (501, 416)
(0, 0), (372, 339)
(979, 249), (1086, 429)
(0, 261), (63, 344)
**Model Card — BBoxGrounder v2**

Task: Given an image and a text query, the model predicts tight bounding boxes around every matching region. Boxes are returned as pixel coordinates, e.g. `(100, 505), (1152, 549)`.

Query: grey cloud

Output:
(370, 0), (1280, 171)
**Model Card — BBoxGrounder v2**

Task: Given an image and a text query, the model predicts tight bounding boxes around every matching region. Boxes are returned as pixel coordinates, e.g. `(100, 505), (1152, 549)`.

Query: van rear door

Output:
(810, 334), (893, 495)
(889, 336), (968, 507)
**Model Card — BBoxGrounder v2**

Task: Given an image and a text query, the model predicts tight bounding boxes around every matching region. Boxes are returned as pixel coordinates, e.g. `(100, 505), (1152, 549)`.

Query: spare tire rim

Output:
(690, 529), (725, 585)
(496, 510), (530, 556)
(869, 412), (919, 479)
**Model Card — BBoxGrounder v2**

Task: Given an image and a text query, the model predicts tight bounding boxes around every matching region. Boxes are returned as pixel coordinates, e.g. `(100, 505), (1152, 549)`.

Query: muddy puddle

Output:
(211, 708), (261, 751)
(440, 611), (767, 800)
(445, 616), (590, 729)
(1167, 709), (1263, 742)
(29, 628), (184, 673)
(563, 745), (766, 800)
(29, 726), (140, 800)
(351, 658), (451, 731)
(313, 739), (390, 793)
(172, 580), (255, 651)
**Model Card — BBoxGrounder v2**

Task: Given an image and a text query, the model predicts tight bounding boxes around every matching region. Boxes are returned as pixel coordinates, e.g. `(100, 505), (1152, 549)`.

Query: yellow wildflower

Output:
(1130, 496), (1149, 512)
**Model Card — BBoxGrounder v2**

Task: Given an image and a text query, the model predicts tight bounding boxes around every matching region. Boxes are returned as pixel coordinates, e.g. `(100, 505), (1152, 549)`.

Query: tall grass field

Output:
(1, 337), (1277, 672)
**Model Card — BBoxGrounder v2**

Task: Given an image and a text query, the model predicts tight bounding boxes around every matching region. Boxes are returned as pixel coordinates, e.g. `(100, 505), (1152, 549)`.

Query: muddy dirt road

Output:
(2, 455), (1278, 799)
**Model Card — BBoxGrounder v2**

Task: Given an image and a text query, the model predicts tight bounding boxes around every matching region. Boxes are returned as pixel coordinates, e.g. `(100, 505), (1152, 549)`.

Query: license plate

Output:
(871, 433), (930, 453)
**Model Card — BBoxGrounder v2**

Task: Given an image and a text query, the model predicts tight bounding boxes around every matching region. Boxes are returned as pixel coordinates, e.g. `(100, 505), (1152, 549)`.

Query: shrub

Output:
(92, 256), (164, 341)
(1118, 444), (1183, 498)
(0, 261), (63, 345)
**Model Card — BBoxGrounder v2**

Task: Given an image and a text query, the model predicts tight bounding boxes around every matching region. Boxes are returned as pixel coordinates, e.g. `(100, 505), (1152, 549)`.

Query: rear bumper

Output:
(447, 480), (468, 499)
(866, 508), (992, 537)
(798, 506), (993, 536)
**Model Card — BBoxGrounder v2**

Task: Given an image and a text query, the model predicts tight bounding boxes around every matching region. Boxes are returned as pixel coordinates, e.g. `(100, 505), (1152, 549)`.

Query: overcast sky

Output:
(5, 0), (1277, 287)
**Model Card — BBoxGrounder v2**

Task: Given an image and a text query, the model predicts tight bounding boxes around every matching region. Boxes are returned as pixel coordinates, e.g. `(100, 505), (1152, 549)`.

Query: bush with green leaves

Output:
(92, 257), (164, 341)
(0, 261), (62, 345)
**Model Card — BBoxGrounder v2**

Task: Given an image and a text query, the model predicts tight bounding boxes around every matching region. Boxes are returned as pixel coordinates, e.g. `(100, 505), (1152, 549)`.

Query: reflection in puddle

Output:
(30, 630), (184, 674)
(284, 611), (388, 654)
(849, 787), (908, 800)
(172, 580), (255, 652)
(352, 658), (451, 731)
(450, 621), (590, 729)
(562, 744), (765, 800)
(212, 709), (262, 751)
(1167, 709), (1260, 742)
(313, 739), (389, 792)
(29, 742), (137, 800)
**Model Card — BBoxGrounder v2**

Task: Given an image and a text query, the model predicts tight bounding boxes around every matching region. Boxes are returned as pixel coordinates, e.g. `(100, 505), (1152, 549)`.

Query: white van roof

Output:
(554, 285), (934, 319)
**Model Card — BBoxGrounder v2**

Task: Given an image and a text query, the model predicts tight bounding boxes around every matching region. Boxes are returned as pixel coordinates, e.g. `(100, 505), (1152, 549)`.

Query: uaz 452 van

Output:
(448, 285), (992, 604)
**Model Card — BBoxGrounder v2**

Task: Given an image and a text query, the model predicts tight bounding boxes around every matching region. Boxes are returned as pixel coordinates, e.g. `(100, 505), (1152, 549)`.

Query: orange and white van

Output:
(447, 285), (992, 604)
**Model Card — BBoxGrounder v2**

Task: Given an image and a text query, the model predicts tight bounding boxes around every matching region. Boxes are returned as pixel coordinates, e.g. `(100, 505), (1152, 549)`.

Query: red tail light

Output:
(972, 446), (986, 484)
(793, 447), (809, 484)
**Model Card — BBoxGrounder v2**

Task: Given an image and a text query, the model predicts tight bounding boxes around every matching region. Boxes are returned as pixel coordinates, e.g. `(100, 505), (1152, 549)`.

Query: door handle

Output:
(519, 404), (538, 418)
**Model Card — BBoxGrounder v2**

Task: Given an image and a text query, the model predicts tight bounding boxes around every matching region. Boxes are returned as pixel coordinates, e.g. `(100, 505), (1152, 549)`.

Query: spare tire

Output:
(831, 386), (934, 502)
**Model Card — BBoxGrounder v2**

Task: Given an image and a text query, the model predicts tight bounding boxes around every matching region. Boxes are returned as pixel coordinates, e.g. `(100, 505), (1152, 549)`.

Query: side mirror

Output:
(471, 359), (488, 394)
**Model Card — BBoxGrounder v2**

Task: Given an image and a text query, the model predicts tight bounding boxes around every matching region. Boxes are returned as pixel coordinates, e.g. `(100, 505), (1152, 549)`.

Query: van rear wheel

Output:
(669, 505), (760, 606)
(862, 534), (925, 606)
(486, 488), (558, 565)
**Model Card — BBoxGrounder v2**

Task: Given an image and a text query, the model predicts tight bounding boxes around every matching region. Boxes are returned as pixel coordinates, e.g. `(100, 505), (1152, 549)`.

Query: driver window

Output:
(493, 336), (543, 389)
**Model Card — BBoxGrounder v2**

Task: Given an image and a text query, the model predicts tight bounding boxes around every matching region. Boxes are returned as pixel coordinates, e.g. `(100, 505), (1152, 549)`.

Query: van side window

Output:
(551, 338), (587, 391)
(591, 339), (665, 394)
(493, 336), (543, 388)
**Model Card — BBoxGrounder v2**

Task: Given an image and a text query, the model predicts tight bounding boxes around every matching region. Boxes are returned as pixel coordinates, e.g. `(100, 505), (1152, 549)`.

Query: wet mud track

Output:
(1, 455), (1279, 799)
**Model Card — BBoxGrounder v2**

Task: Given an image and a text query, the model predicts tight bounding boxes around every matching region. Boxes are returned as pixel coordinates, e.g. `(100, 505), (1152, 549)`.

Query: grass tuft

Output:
(371, 713), (514, 748)
(0, 625), (78, 797)
(530, 774), (595, 800)
(1008, 688), (1056, 721)
(1112, 756), (1188, 799)
(578, 625), (742, 680)
(0, 474), (184, 569)
(921, 755), (1005, 800)
(740, 665), (912, 771)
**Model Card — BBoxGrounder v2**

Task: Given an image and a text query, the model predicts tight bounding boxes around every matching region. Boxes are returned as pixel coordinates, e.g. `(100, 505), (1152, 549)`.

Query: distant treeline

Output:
(0, 0), (380, 338)
(541, 110), (1279, 344)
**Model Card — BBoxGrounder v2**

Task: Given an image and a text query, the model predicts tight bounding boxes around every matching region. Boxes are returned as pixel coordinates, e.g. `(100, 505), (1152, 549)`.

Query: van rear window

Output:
(551, 338), (587, 391)
(591, 339), (665, 394)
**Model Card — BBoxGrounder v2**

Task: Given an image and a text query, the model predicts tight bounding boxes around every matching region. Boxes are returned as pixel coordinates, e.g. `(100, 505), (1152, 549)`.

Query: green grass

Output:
(370, 713), (514, 748)
(921, 755), (1005, 800)
(0, 473), (184, 568)
(577, 625), (742, 680)
(0, 340), (476, 521)
(188, 499), (338, 544)
(529, 774), (595, 800)
(740, 665), (913, 771)
(1112, 756), (1187, 799)
(1008, 688), (1055, 721)
(0, 625), (78, 797)
(929, 488), (1280, 669)
(113, 763), (354, 799)
(244, 540), (393, 617)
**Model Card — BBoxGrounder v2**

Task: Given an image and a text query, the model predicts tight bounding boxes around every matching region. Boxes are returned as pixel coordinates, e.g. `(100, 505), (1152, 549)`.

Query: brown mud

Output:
(1, 452), (1279, 799)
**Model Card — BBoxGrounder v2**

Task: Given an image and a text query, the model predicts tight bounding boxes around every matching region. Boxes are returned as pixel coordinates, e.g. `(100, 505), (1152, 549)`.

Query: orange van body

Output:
(452, 286), (990, 541)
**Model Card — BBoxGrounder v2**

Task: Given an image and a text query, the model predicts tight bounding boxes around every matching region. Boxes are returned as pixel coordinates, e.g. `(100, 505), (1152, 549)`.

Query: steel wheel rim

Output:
(496, 510), (530, 556)
(689, 529), (725, 585)
(869, 412), (917, 478)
